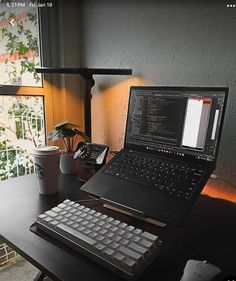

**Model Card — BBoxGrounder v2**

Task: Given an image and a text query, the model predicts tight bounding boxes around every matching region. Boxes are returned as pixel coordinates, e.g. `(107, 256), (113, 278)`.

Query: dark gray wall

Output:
(40, 1), (84, 126)
(79, 0), (236, 185)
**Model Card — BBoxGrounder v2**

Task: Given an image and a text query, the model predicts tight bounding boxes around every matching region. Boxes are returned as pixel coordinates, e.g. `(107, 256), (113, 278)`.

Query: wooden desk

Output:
(0, 174), (236, 280)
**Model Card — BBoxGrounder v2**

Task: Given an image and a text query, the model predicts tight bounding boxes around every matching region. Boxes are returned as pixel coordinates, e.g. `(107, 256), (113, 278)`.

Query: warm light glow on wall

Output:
(16, 79), (83, 151)
(92, 80), (236, 202)
(202, 179), (236, 204)
(92, 76), (148, 151)
(44, 79), (84, 150)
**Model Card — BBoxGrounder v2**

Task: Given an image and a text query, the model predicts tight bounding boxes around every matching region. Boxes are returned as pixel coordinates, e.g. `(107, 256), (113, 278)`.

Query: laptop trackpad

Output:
(104, 182), (150, 206)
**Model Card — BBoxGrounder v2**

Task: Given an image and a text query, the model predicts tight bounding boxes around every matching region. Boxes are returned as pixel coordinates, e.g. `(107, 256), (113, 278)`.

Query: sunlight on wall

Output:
(92, 78), (236, 203)
(15, 79), (83, 151)
(39, 80), (83, 133)
(92, 77), (148, 152)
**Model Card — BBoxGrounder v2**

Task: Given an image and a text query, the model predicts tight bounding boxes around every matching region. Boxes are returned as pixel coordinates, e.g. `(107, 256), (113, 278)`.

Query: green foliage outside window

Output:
(0, 96), (45, 181)
(0, 0), (44, 180)
(0, 0), (41, 85)
(0, 126), (34, 181)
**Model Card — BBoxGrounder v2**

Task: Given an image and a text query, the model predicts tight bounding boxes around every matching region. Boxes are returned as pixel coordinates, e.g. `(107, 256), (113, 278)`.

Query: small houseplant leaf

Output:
(48, 121), (89, 154)
(74, 129), (90, 142)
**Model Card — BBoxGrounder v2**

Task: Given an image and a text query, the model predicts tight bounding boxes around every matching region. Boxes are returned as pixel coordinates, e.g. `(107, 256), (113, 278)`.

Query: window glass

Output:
(0, 0), (41, 86)
(0, 95), (45, 181)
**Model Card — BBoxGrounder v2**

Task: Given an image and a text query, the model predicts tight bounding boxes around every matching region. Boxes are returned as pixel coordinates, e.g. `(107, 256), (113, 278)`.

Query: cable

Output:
(210, 174), (236, 189)
(215, 178), (236, 188)
(110, 150), (118, 156)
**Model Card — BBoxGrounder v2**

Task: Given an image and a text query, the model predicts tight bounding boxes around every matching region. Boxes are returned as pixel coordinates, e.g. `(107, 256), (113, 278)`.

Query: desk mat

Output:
(29, 223), (124, 281)
(30, 223), (89, 258)
(29, 224), (231, 281)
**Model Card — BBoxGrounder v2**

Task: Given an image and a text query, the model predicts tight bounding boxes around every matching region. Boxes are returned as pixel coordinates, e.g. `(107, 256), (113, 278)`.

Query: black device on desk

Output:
(74, 142), (109, 171)
(81, 86), (228, 226)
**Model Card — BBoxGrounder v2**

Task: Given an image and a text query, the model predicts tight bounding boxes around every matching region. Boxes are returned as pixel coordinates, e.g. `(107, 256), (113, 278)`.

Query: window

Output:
(0, 0), (42, 86)
(0, 243), (19, 265)
(0, 95), (45, 181)
(0, 0), (45, 182)
(0, 0), (47, 264)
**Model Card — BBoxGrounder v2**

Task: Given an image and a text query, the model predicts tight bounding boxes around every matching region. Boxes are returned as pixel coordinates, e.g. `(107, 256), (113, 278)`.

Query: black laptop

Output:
(81, 86), (228, 226)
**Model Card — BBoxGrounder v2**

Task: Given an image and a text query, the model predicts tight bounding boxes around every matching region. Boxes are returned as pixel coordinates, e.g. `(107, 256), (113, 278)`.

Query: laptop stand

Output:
(103, 203), (167, 227)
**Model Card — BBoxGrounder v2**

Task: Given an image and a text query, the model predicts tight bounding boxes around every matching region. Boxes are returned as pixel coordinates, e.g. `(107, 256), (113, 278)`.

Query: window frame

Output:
(0, 2), (59, 138)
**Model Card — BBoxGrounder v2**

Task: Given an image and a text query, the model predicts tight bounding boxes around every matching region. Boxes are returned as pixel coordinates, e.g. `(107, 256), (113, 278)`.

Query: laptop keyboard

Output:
(35, 199), (162, 280)
(103, 151), (204, 201)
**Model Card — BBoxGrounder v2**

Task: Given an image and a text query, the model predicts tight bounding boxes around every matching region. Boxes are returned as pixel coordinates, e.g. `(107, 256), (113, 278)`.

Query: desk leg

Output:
(34, 271), (46, 281)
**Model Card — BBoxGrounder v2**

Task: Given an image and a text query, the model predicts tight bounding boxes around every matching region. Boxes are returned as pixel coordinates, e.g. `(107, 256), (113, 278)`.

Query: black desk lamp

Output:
(35, 67), (132, 140)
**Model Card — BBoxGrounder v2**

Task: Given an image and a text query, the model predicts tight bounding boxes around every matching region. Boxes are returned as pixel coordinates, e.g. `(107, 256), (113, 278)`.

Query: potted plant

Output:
(47, 122), (90, 174)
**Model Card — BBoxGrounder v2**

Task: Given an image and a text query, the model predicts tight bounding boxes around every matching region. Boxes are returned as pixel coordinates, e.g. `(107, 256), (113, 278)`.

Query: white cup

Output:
(32, 146), (60, 195)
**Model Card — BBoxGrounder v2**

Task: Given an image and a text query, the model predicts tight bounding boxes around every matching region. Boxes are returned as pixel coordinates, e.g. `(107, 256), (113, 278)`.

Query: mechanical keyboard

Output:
(35, 199), (162, 280)
(103, 151), (204, 201)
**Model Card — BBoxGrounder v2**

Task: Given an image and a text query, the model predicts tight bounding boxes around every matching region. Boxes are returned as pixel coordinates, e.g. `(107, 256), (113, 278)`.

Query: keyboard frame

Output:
(35, 200), (162, 280)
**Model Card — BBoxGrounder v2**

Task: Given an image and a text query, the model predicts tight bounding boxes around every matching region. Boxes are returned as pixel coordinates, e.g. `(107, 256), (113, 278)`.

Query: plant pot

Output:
(77, 160), (96, 182)
(60, 153), (77, 174)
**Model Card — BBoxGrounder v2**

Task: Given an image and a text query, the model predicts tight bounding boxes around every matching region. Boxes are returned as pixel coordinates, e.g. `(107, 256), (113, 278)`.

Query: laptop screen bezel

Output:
(124, 86), (228, 166)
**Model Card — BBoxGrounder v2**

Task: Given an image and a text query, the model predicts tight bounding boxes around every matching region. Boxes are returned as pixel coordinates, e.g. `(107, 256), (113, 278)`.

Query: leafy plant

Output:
(48, 122), (90, 154)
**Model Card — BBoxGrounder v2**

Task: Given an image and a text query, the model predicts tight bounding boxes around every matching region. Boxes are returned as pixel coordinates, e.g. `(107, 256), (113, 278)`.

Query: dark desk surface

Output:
(1, 174), (236, 281)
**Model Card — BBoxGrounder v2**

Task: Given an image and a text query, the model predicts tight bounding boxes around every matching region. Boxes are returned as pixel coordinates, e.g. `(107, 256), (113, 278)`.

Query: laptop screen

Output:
(125, 86), (228, 162)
